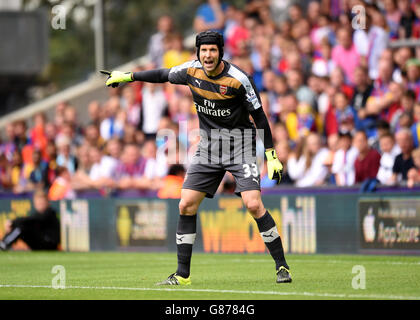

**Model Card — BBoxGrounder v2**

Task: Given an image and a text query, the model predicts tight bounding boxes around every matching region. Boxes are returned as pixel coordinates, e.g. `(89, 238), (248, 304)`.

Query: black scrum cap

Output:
(195, 31), (224, 67)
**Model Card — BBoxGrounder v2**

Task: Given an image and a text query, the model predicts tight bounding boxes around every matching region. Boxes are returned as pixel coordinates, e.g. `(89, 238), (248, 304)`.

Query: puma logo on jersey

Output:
(252, 178), (259, 184)
(195, 79), (202, 87)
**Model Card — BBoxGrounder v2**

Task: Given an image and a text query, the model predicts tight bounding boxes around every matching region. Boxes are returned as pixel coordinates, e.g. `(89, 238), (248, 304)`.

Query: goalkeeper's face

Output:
(199, 44), (220, 73)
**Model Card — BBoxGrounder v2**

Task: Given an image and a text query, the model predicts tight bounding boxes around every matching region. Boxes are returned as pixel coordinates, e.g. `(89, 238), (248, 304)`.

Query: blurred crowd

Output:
(1, 0), (420, 199)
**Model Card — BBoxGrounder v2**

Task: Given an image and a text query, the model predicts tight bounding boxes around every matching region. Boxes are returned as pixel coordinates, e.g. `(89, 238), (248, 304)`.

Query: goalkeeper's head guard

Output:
(195, 30), (224, 67)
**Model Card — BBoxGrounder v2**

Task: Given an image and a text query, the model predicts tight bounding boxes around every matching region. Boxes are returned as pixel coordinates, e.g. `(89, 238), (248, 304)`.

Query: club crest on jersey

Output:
(219, 85), (228, 95)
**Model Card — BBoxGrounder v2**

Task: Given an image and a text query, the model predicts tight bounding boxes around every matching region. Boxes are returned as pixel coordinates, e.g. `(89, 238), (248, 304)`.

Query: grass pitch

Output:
(0, 251), (419, 300)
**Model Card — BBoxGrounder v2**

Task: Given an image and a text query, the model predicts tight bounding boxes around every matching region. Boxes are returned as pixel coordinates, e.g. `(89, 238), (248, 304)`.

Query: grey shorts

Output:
(182, 162), (261, 198)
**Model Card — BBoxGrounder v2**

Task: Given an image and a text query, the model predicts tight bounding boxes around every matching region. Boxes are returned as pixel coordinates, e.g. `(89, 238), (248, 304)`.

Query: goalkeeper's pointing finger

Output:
(100, 70), (133, 87)
(99, 70), (111, 76)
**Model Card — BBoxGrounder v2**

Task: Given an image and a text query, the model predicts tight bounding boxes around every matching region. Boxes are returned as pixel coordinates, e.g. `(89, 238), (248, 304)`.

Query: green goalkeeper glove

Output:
(265, 148), (283, 184)
(100, 70), (133, 88)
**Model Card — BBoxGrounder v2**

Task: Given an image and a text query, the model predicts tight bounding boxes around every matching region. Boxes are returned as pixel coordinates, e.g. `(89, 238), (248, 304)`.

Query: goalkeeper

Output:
(101, 31), (291, 285)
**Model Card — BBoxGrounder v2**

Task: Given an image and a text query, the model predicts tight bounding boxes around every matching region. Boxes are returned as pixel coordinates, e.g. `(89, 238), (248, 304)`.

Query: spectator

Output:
(13, 119), (28, 152)
(316, 77), (334, 118)
(366, 69), (398, 120)
(380, 82), (404, 127)
(390, 128), (415, 184)
(100, 96), (125, 141)
(141, 81), (168, 140)
(225, 9), (250, 58)
(157, 164), (185, 199)
(333, 91), (358, 134)
(142, 139), (168, 179)
(291, 13), (310, 40)
(162, 33), (191, 69)
(282, 93), (300, 141)
(63, 106), (84, 146)
(353, 130), (381, 184)
(323, 131), (339, 181)
(44, 122), (57, 143)
(54, 101), (67, 128)
(30, 112), (48, 160)
(122, 124), (138, 145)
(285, 68), (316, 107)
(272, 121), (290, 147)
(321, 0), (344, 19)
(71, 144), (92, 190)
(390, 89), (416, 131)
(27, 149), (49, 190)
(55, 135), (77, 175)
(287, 133), (329, 187)
(351, 66), (374, 126)
(377, 133), (401, 185)
(371, 119), (392, 151)
(371, 57), (394, 101)
(413, 1), (420, 39)
(147, 15), (174, 68)
(411, 102), (420, 148)
(121, 85), (142, 128)
(331, 132), (359, 186)
(87, 100), (102, 127)
(88, 145), (118, 188)
(330, 67), (354, 100)
(193, 0), (226, 34)
(84, 123), (106, 149)
(384, 0), (402, 39)
(104, 138), (122, 163)
(269, 0), (295, 25)
(48, 166), (75, 200)
(393, 46), (412, 83)
(398, 0), (416, 39)
(0, 189), (60, 251)
(45, 141), (58, 186)
(397, 111), (414, 131)
(0, 123), (16, 162)
(331, 27), (360, 84)
(405, 58), (420, 100)
(10, 150), (28, 194)
(0, 154), (11, 190)
(311, 39), (335, 77)
(367, 9), (389, 80)
(112, 144), (151, 191)
(285, 102), (316, 141)
(407, 148), (420, 188)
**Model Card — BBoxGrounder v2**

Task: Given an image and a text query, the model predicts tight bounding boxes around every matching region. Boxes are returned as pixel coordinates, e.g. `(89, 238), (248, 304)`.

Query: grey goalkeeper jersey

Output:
(168, 60), (263, 164)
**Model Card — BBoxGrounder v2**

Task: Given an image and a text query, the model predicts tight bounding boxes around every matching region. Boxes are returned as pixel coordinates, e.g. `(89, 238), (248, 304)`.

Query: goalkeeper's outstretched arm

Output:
(132, 69), (170, 83)
(100, 69), (170, 87)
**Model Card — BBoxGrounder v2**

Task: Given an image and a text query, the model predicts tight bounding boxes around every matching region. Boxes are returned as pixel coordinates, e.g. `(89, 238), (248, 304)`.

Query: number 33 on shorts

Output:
(242, 163), (259, 180)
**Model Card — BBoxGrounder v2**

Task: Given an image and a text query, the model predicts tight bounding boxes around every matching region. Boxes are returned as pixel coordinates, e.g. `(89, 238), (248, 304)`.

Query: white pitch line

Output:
(228, 258), (420, 266)
(0, 284), (419, 300)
